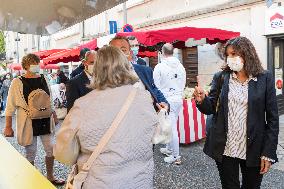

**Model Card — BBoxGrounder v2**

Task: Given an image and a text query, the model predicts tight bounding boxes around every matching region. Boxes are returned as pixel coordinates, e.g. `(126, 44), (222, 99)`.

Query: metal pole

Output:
(82, 21), (85, 41)
(123, 2), (127, 25)
(37, 35), (40, 51)
(16, 33), (19, 63)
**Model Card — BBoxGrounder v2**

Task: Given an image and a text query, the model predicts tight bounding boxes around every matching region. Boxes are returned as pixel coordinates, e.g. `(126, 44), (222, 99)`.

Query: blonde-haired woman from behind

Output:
(54, 46), (158, 189)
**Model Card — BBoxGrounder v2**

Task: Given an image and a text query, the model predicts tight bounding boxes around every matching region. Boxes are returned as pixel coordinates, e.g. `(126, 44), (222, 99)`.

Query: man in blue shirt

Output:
(109, 36), (169, 111)
(127, 36), (147, 66)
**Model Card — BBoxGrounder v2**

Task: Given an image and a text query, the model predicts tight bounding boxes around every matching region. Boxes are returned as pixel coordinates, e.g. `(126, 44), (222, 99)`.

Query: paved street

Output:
(1, 116), (284, 189)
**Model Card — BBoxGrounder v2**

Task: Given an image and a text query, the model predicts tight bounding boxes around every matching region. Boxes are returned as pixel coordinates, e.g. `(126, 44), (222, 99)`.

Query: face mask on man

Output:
(29, 65), (40, 74)
(131, 46), (139, 57)
(227, 56), (244, 72)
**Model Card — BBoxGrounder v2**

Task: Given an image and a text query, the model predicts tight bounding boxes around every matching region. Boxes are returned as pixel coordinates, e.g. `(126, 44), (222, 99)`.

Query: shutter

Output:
(182, 47), (198, 88)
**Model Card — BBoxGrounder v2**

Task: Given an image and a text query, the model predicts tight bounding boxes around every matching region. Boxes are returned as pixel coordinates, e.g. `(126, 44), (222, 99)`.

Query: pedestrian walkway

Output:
(1, 116), (284, 189)
(273, 115), (284, 171)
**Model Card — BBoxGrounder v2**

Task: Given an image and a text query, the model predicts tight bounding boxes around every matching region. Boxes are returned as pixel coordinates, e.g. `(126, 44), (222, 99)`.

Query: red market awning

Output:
(79, 39), (98, 50)
(8, 63), (22, 71)
(34, 49), (65, 59)
(117, 26), (240, 47)
(138, 51), (158, 58)
(39, 62), (60, 69)
(43, 48), (80, 64)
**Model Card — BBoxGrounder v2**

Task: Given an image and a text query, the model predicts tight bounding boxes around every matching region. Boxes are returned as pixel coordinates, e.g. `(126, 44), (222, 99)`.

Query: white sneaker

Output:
(160, 148), (172, 156)
(164, 155), (181, 165)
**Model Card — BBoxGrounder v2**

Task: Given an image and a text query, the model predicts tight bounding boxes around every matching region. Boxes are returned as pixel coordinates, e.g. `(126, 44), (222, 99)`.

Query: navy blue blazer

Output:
(70, 63), (85, 79)
(66, 65), (168, 112)
(66, 71), (91, 112)
(133, 64), (168, 109)
(137, 57), (147, 66)
(197, 71), (279, 167)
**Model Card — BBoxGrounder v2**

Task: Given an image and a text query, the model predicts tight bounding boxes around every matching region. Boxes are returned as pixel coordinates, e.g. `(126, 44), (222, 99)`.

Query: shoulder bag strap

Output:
(215, 72), (224, 112)
(82, 88), (137, 171)
(216, 72), (224, 96)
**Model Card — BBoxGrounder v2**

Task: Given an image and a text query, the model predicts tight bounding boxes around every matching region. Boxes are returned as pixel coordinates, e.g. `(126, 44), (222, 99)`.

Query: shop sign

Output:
(265, 7), (284, 35)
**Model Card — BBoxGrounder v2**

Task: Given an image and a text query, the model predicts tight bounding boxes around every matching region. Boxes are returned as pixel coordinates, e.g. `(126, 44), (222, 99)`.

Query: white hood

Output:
(162, 56), (182, 68)
(153, 56), (186, 102)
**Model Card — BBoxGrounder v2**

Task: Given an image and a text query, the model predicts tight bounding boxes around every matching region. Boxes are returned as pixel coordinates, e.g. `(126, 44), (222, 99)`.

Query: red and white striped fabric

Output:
(177, 99), (206, 144)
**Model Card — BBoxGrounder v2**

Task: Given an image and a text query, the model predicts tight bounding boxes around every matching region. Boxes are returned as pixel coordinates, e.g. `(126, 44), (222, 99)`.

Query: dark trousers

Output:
(216, 156), (263, 189)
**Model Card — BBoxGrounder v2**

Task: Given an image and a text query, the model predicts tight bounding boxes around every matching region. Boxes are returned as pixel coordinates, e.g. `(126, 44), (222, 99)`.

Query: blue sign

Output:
(266, 0), (273, 8)
(109, 21), (118, 34)
(123, 24), (134, 32)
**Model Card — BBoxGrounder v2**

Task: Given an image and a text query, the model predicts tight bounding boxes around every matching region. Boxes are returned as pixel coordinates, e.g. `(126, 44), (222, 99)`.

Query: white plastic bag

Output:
(152, 108), (172, 144)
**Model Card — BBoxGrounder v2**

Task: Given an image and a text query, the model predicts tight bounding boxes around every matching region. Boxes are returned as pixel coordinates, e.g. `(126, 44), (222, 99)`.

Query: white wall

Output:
(120, 0), (230, 27)
(198, 44), (224, 87)
(5, 32), (40, 62)
(137, 3), (268, 86)
(51, 24), (80, 48)
(54, 34), (81, 49)
(11, 0), (268, 85)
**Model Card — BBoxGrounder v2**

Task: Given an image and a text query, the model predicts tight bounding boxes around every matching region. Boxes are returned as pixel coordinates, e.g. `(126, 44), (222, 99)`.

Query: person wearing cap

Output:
(70, 48), (90, 79)
(66, 50), (96, 112)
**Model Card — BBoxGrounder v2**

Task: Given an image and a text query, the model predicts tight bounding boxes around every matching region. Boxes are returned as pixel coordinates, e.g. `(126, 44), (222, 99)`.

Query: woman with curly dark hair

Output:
(193, 37), (279, 189)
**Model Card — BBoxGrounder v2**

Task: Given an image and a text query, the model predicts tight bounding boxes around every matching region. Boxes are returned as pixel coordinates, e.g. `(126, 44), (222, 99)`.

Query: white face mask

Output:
(131, 46), (139, 57)
(227, 56), (244, 72)
(29, 65), (40, 74)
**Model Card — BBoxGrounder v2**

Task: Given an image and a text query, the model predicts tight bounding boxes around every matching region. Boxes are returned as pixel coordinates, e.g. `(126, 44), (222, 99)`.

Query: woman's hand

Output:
(4, 116), (14, 137)
(260, 159), (271, 174)
(193, 86), (206, 103)
(156, 102), (169, 112)
(3, 127), (14, 137)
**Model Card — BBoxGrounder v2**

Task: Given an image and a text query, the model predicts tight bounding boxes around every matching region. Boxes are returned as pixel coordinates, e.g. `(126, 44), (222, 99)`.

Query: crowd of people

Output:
(1, 36), (280, 189)
(0, 73), (12, 117)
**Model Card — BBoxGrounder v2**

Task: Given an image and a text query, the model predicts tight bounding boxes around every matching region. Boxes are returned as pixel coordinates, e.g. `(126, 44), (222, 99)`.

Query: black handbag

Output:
(203, 72), (225, 162)
(205, 72), (224, 133)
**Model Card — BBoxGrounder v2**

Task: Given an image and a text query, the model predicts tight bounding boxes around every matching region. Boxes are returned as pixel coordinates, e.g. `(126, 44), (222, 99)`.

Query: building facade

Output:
(4, 0), (284, 112)
(120, 0), (284, 113)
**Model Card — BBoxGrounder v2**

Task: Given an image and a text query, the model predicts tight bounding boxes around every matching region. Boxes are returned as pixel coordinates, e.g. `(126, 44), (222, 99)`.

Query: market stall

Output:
(117, 26), (240, 49)
(42, 38), (97, 65)
(7, 63), (22, 71)
(178, 99), (206, 144)
(43, 48), (81, 65)
(117, 26), (239, 144)
(34, 49), (65, 59)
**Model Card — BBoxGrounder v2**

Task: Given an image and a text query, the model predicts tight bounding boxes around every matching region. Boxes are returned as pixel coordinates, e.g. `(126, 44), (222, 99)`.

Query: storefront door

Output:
(182, 47), (198, 88)
(272, 38), (284, 114)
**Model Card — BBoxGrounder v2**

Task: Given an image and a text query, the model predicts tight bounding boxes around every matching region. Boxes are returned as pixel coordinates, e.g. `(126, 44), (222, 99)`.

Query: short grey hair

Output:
(84, 50), (96, 61)
(162, 43), (174, 56)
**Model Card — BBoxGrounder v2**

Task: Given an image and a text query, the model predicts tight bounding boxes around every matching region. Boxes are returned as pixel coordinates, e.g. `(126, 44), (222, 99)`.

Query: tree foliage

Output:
(0, 30), (5, 53)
